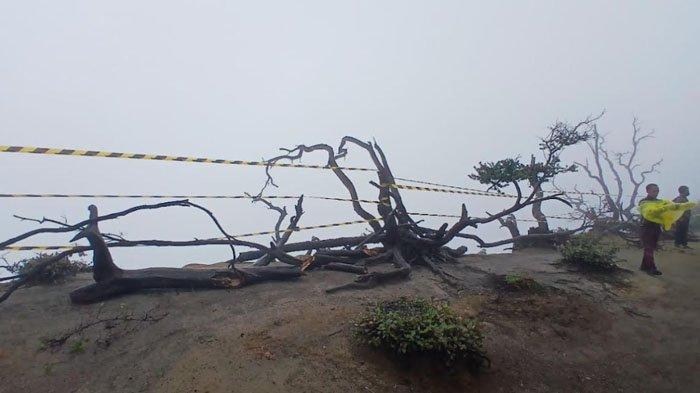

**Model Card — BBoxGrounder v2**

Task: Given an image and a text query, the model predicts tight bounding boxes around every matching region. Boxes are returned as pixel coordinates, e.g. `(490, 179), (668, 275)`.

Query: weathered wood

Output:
(322, 262), (367, 274)
(68, 216), (301, 304)
(69, 265), (302, 304)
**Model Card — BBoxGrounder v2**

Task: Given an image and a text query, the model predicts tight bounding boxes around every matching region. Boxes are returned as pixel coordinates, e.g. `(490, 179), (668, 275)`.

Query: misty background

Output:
(1, 1), (698, 270)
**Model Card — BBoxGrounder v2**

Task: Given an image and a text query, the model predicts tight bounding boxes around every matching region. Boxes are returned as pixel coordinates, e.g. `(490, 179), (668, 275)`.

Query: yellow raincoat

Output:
(639, 200), (697, 230)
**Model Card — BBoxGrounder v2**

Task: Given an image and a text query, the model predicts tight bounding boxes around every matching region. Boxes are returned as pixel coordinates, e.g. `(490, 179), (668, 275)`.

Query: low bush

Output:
(502, 273), (543, 291)
(560, 233), (619, 271)
(2, 253), (91, 285)
(354, 297), (488, 372)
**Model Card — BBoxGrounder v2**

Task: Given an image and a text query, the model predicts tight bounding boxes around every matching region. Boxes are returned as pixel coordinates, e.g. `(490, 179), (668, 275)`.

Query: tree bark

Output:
(69, 218), (301, 304)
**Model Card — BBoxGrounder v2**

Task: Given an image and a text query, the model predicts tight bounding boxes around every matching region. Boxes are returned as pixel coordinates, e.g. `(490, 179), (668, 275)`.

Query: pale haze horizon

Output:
(1, 1), (698, 270)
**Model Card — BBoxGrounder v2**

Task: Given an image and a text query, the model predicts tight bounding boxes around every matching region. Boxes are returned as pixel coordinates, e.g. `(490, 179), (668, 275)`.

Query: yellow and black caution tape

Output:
(1, 218), (385, 251)
(389, 182), (624, 200)
(0, 145), (376, 172)
(386, 183), (517, 198)
(0, 146), (634, 199)
(394, 177), (633, 199)
(408, 212), (580, 222)
(542, 189), (634, 198)
(394, 177), (507, 195)
(3, 244), (81, 251)
(0, 193), (387, 205)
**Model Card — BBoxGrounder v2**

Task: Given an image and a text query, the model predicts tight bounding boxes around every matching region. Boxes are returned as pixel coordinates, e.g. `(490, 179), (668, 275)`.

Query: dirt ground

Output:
(0, 241), (698, 393)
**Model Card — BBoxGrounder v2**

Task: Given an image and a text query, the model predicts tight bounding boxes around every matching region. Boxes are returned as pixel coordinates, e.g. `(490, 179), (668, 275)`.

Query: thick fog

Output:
(1, 1), (698, 270)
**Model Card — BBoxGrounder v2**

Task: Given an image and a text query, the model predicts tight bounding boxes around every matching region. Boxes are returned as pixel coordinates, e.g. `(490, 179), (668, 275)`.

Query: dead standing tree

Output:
(1, 120), (594, 304)
(573, 118), (662, 221)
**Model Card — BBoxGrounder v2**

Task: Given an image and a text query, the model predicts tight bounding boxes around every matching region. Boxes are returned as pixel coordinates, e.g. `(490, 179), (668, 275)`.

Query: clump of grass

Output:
(38, 338), (49, 351)
(354, 297), (489, 372)
(155, 367), (166, 378)
(503, 273), (543, 291)
(560, 233), (619, 271)
(69, 339), (86, 354)
(2, 253), (91, 285)
(43, 363), (55, 376)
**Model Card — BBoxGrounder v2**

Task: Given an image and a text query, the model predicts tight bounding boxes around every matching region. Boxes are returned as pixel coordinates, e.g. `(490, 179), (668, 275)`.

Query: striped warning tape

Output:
(0, 145), (376, 172)
(542, 189), (634, 198)
(0, 193), (387, 205)
(1, 218), (385, 251)
(387, 183), (517, 198)
(0, 145), (630, 199)
(408, 212), (580, 221)
(4, 244), (81, 251)
(394, 177), (633, 199)
(394, 177), (508, 196)
(390, 183), (625, 200)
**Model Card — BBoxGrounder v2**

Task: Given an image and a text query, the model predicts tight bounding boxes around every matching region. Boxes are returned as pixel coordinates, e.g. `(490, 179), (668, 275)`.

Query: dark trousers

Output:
(641, 227), (660, 271)
(675, 219), (690, 246)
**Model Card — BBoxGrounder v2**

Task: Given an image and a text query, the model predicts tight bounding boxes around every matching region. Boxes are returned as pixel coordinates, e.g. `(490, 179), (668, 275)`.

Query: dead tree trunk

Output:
(529, 155), (550, 234)
(69, 206), (302, 304)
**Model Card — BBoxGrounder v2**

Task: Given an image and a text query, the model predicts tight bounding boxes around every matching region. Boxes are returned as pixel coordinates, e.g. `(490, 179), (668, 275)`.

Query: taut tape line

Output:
(0, 145), (376, 171)
(2, 218), (384, 251)
(387, 183), (517, 198)
(0, 193), (387, 205)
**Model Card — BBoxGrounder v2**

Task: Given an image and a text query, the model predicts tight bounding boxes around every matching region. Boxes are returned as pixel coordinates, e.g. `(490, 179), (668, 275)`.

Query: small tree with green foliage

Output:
(469, 116), (597, 246)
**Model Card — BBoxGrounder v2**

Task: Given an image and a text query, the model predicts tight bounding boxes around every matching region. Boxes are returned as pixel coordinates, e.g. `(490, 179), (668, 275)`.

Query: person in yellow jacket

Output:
(638, 184), (697, 275)
(639, 184), (663, 275)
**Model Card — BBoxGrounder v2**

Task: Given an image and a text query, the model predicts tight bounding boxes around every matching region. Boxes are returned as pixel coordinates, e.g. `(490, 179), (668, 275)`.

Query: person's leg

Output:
(641, 245), (657, 271)
(678, 220), (689, 247)
(675, 221), (688, 246)
(640, 230), (658, 271)
(649, 231), (661, 273)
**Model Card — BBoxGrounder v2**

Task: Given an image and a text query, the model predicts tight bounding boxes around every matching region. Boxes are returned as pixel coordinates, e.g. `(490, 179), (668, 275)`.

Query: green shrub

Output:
(69, 339), (86, 354)
(354, 297), (488, 372)
(560, 233), (619, 271)
(2, 253), (91, 285)
(503, 273), (543, 291)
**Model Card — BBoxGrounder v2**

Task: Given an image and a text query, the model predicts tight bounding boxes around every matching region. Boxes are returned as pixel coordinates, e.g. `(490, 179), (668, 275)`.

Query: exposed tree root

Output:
(41, 308), (169, 349)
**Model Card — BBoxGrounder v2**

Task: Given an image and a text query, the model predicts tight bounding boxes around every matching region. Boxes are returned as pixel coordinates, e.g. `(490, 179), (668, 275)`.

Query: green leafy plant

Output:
(354, 298), (488, 372)
(38, 338), (49, 351)
(560, 233), (619, 271)
(43, 363), (55, 376)
(69, 339), (86, 354)
(503, 273), (543, 291)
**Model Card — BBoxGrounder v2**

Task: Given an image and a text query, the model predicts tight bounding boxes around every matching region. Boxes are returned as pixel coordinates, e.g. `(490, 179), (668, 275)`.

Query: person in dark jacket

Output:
(640, 183), (662, 275)
(673, 185), (691, 248)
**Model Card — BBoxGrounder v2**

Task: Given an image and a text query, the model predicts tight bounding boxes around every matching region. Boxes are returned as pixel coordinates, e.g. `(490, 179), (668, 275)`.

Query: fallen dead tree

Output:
(1, 119), (597, 304)
(1, 201), (304, 303)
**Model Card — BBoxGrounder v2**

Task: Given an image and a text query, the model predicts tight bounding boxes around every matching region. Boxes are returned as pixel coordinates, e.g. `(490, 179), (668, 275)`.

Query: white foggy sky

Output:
(1, 1), (698, 269)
